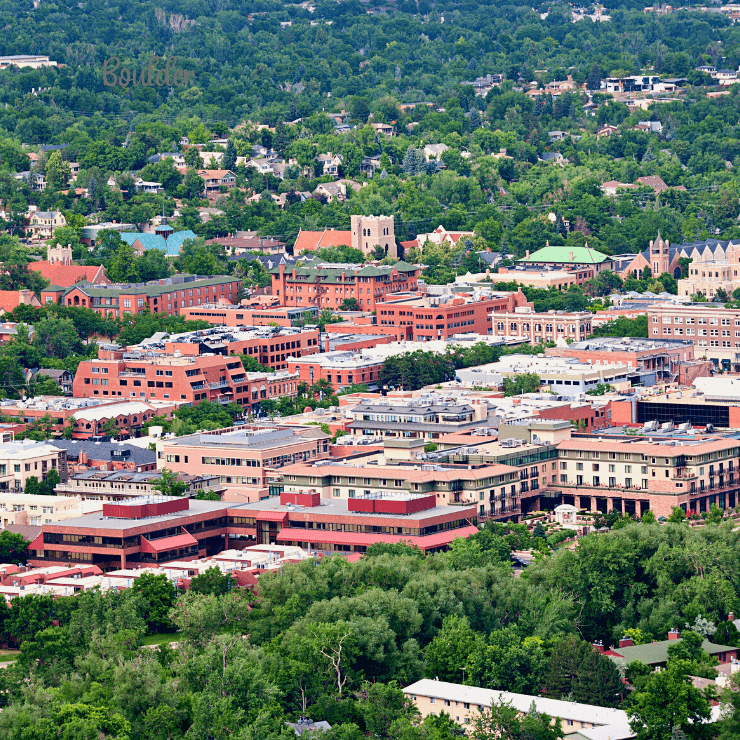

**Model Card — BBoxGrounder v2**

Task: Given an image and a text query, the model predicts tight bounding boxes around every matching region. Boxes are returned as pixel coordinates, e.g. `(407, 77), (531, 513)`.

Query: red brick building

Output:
(376, 290), (532, 341)
(73, 353), (300, 409)
(27, 492), (480, 569)
(271, 262), (420, 312)
(42, 276), (238, 319)
(287, 350), (386, 390)
(182, 305), (318, 327)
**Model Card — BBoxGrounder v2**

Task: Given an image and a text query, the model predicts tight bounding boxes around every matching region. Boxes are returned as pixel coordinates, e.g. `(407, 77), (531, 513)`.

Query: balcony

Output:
(209, 380), (231, 390)
(120, 370), (146, 378)
(191, 383), (206, 391)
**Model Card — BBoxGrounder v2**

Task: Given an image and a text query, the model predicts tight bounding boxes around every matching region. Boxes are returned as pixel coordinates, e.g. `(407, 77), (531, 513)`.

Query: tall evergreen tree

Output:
(222, 139), (237, 170)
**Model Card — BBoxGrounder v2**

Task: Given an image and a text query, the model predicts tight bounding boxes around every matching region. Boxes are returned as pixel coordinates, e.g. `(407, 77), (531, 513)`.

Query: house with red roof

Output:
(415, 225), (475, 251)
(0, 289), (41, 314)
(293, 228), (353, 253)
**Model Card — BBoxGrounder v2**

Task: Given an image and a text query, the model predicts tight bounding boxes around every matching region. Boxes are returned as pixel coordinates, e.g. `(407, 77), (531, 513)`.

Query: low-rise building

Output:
(156, 426), (331, 488)
(126, 324), (321, 371)
(457, 354), (632, 396)
(0, 492), (89, 528)
(403, 680), (630, 736)
(49, 439), (157, 472)
(0, 440), (66, 492)
(288, 350), (386, 391)
(54, 470), (223, 502)
(43, 274), (239, 318)
(494, 265), (593, 289)
(487, 307), (594, 345)
(182, 304), (318, 328)
(519, 244), (614, 273)
(272, 261), (420, 312)
(73, 352), (300, 409)
(545, 337), (698, 386)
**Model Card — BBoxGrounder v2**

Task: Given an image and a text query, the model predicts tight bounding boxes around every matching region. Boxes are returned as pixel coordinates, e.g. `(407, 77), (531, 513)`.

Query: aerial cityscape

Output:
(0, 1), (738, 738)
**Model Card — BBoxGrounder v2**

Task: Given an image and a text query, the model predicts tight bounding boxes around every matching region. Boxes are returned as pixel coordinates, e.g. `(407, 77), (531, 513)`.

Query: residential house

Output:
(596, 124), (619, 138)
(538, 152), (567, 164)
(316, 152), (342, 178)
(371, 122), (394, 136)
(33, 368), (74, 394)
(361, 155), (382, 176)
(28, 209), (65, 239)
(147, 152), (186, 167)
(601, 180), (638, 196)
(314, 182), (346, 203)
(415, 225), (475, 250)
(198, 169), (236, 196)
(423, 143), (448, 162)
(460, 73), (504, 95)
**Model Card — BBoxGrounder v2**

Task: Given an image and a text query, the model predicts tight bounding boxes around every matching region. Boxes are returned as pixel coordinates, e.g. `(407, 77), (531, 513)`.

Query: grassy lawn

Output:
(141, 631), (180, 646)
(0, 650), (19, 662)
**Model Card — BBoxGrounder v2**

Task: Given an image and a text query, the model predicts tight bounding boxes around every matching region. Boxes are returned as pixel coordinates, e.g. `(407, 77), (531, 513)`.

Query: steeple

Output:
(155, 195), (174, 240)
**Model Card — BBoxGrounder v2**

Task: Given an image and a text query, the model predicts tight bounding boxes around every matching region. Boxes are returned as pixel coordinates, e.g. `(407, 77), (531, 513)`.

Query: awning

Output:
(255, 510), (289, 522)
(141, 530), (198, 554)
(276, 525), (480, 551)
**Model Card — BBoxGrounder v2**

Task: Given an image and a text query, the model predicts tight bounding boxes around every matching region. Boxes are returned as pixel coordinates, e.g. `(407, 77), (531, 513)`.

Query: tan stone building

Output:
(350, 214), (395, 257)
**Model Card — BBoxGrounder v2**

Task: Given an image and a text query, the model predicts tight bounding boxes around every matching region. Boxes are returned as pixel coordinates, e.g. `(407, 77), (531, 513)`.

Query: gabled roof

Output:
(28, 262), (108, 287)
(607, 637), (737, 669)
(121, 230), (197, 257)
(293, 228), (352, 252)
(0, 290), (41, 312)
(520, 245), (610, 264)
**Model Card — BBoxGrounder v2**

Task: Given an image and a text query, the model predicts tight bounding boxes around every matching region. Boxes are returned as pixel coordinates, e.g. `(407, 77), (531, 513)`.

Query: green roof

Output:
(607, 638), (736, 669)
(520, 245), (610, 265)
(62, 276), (233, 299)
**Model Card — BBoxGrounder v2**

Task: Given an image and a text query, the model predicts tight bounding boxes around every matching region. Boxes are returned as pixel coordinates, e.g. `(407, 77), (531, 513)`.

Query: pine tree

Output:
(222, 139), (237, 170)
(403, 145), (419, 175)
(533, 522), (546, 539)
(586, 63), (602, 91)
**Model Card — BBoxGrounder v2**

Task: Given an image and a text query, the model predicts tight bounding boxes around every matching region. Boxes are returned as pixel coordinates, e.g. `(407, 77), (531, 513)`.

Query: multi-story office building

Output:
(488, 307), (594, 344)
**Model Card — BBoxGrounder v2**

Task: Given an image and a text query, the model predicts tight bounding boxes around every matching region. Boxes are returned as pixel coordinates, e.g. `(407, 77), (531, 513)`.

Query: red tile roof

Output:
(29, 262), (109, 287)
(293, 228), (352, 252)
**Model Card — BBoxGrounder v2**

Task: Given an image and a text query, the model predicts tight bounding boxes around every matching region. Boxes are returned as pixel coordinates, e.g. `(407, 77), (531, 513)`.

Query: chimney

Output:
(619, 635), (634, 648)
(569, 251), (574, 262)
(525, 250), (530, 258)
(593, 640), (605, 653)
(668, 628), (681, 640)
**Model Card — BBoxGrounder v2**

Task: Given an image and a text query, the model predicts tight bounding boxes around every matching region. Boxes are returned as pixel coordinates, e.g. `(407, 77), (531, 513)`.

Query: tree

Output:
(0, 529), (29, 564)
(339, 298), (360, 311)
(627, 663), (713, 740)
(45, 150), (68, 190)
(33, 317), (83, 359)
(137, 248), (173, 281)
(188, 566), (235, 596)
(153, 468), (188, 497)
(424, 615), (483, 682)
(222, 139), (237, 171)
(668, 506), (687, 523)
(471, 699), (563, 740)
(533, 522), (546, 539)
(184, 146), (203, 169)
(132, 572), (178, 632)
(503, 373), (540, 396)
(107, 241), (142, 283)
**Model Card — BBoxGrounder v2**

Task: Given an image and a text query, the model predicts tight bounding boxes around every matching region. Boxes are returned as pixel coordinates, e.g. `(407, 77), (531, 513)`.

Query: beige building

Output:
(403, 680), (630, 735)
(0, 493), (87, 528)
(0, 440), (66, 493)
(487, 308), (594, 345)
(28, 210), (66, 239)
(350, 214), (395, 257)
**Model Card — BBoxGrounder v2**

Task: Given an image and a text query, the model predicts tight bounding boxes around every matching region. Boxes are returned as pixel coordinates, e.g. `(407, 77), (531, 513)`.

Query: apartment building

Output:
(51, 440), (157, 472)
(54, 470), (223, 502)
(488, 307), (594, 344)
(73, 353), (299, 409)
(128, 325), (321, 372)
(647, 303), (740, 370)
(375, 289), (532, 342)
(271, 261), (420, 311)
(403, 680), (629, 736)
(521, 436), (740, 519)
(42, 275), (239, 318)
(156, 426), (331, 487)
(278, 459), (520, 517)
(0, 440), (66, 492)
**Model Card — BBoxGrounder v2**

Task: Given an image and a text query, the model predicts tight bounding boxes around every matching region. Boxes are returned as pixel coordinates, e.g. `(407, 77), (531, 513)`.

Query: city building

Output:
(519, 244), (613, 273)
(0, 492), (89, 528)
(278, 458), (519, 516)
(156, 426), (330, 489)
(54, 470), (223, 502)
(0, 440), (67, 492)
(521, 435), (740, 519)
(403, 680), (630, 736)
(271, 261), (420, 312)
(73, 352), (299, 409)
(182, 304), (318, 328)
(0, 396), (178, 439)
(126, 324), (321, 371)
(456, 354), (632, 396)
(487, 307), (594, 345)
(27, 496), (258, 569)
(494, 265), (593, 289)
(287, 350), (386, 391)
(42, 275), (239, 318)
(545, 337), (704, 387)
(646, 303), (740, 370)
(346, 397), (491, 439)
(235, 491), (480, 553)
(292, 215), (396, 257)
(375, 289), (532, 342)
(50, 439), (157, 472)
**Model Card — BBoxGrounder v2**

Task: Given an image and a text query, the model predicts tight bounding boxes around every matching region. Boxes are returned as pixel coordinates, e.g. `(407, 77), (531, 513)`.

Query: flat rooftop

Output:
(167, 427), (325, 449)
(562, 337), (694, 352)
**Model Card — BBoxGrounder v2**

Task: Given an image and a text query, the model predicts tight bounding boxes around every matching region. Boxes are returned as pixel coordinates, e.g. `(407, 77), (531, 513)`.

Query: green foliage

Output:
(503, 373), (540, 397)
(188, 567), (235, 597)
(590, 315), (649, 339)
